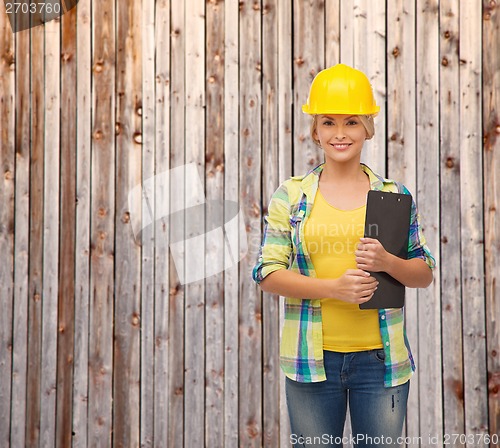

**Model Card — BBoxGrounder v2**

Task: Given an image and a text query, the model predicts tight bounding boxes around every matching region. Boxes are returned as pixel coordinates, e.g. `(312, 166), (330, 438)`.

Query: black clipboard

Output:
(359, 190), (412, 309)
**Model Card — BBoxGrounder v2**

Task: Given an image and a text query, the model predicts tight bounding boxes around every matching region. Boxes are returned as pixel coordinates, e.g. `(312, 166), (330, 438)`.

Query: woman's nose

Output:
(334, 126), (346, 140)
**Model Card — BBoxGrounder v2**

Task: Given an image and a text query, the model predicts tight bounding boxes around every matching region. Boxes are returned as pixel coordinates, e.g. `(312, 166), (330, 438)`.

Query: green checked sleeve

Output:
(252, 183), (293, 284)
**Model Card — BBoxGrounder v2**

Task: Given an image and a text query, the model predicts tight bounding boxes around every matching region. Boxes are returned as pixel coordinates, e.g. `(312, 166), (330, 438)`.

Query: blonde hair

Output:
(310, 115), (375, 146)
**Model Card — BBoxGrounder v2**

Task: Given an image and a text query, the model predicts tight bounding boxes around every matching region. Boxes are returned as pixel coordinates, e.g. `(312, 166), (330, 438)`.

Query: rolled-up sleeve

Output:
(252, 183), (293, 284)
(403, 186), (436, 270)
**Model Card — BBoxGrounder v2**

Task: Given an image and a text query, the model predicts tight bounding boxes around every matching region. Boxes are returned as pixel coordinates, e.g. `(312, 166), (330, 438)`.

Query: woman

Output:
(252, 64), (436, 447)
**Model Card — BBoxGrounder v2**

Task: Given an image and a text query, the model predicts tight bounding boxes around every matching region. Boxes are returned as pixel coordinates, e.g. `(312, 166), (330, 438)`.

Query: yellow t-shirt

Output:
(304, 189), (383, 352)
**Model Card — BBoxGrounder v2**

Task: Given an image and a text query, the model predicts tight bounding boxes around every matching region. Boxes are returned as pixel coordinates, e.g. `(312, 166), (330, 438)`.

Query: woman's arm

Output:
(260, 268), (379, 304)
(355, 237), (434, 288)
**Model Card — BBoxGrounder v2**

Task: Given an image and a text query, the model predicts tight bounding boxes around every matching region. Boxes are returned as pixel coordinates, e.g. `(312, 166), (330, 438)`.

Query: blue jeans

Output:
(286, 350), (409, 447)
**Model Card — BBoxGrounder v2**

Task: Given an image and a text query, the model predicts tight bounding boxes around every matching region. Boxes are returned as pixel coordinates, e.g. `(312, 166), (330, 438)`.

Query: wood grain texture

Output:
(152, 0), (171, 446)
(293, 0), (324, 175)
(439, 0), (466, 441)
(88, 0), (116, 444)
(239, 1), (262, 446)
(416, 0), (443, 444)
(10, 14), (30, 448)
(205, 0), (225, 446)
(140, 0), (156, 446)
(168, 2), (185, 447)
(483, 0), (500, 438)
(39, 16), (60, 448)
(113, 0), (142, 445)
(183, 0), (206, 446)
(26, 19), (45, 448)
(72, 0), (92, 446)
(223, 0), (240, 445)
(0, 3), (15, 445)
(386, 2), (420, 441)
(262, 0), (280, 446)
(459, 1), (489, 441)
(56, 6), (77, 448)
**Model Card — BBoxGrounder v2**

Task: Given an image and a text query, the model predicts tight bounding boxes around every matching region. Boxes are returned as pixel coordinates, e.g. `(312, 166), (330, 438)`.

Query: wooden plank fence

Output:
(0, 0), (499, 447)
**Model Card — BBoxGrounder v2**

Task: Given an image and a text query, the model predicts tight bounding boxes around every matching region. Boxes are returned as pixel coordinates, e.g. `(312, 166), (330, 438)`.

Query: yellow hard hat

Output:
(302, 64), (380, 115)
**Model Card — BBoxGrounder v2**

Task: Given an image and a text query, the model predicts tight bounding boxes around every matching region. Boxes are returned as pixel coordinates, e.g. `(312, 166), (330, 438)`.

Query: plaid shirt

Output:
(252, 163), (436, 387)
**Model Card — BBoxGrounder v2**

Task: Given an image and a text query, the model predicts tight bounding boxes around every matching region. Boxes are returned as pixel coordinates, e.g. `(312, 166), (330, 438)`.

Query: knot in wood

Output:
(61, 52), (72, 63)
(115, 123), (122, 135)
(495, 125), (500, 134)
(136, 106), (142, 116)
(98, 207), (107, 217)
(294, 56), (305, 67)
(444, 30), (451, 39)
(442, 57), (449, 67)
(133, 132), (143, 144)
(252, 2), (260, 11)
(93, 130), (103, 140)
(208, 75), (216, 84)
(392, 46), (400, 58)
(4, 170), (13, 180)
(122, 212), (130, 224)
(93, 61), (104, 73)
(131, 313), (140, 326)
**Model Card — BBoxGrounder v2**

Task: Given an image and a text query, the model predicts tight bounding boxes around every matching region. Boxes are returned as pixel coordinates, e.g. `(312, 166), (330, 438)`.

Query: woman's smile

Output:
(331, 142), (352, 151)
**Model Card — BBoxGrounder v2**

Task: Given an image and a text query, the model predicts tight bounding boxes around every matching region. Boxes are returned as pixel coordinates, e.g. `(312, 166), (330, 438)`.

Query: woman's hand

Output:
(330, 269), (378, 304)
(355, 237), (389, 272)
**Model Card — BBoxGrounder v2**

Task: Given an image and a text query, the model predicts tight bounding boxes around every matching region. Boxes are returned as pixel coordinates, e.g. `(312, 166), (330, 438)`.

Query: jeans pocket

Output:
(373, 348), (386, 364)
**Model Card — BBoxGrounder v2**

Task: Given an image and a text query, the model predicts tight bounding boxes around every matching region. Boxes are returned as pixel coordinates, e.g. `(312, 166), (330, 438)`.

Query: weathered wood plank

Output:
(88, 0), (116, 443)
(339, 1), (354, 65)
(416, 0), (442, 444)
(184, 0), (206, 445)
(438, 0), (465, 440)
(168, 1), (185, 446)
(459, 1), (489, 442)
(483, 0), (500, 438)
(262, 0), (280, 446)
(114, 0), (142, 445)
(26, 18), (45, 447)
(355, 0), (386, 173)
(0, 3), (15, 445)
(72, 0), (92, 446)
(39, 16), (61, 448)
(56, 7), (77, 448)
(140, 0), (156, 446)
(152, 0), (171, 446)
(386, 2), (420, 441)
(239, 0), (262, 446)
(205, 0), (225, 446)
(10, 15), (30, 448)
(325, 0), (340, 67)
(278, 3), (294, 445)
(223, 0), (239, 445)
(293, 0), (324, 175)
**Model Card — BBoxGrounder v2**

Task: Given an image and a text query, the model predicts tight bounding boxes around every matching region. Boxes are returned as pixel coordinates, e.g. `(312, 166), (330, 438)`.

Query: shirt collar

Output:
(298, 162), (388, 191)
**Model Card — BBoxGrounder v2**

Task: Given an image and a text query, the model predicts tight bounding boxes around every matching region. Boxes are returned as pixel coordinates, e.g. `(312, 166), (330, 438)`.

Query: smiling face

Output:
(312, 114), (368, 164)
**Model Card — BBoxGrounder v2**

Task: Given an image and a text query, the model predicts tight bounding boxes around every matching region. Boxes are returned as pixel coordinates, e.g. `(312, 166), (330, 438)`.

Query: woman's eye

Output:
(347, 120), (359, 126)
(322, 120), (334, 126)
